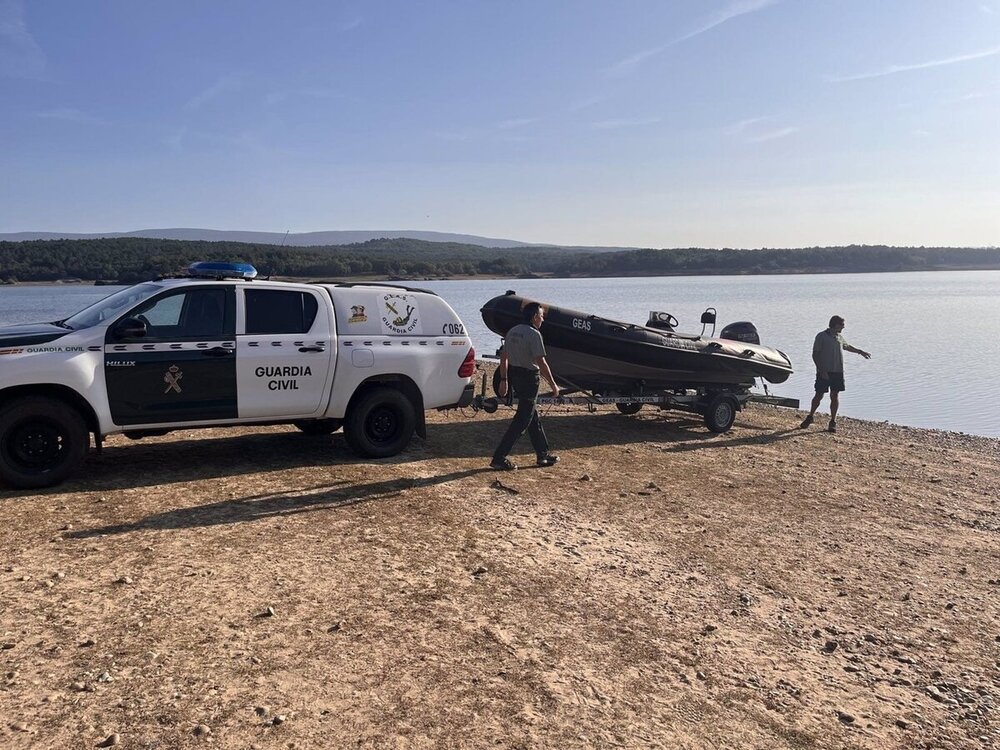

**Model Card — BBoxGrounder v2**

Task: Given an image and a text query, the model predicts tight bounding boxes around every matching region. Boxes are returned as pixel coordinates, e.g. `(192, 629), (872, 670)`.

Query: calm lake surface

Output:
(2, 271), (998, 438)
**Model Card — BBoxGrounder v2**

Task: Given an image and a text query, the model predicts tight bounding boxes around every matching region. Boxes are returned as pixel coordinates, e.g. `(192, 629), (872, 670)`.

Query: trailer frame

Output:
(471, 363), (798, 434)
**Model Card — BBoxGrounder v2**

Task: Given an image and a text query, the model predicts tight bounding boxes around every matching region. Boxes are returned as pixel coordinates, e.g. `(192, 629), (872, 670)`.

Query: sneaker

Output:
(536, 454), (559, 467)
(489, 458), (517, 471)
(827, 420), (837, 433)
(799, 415), (813, 428)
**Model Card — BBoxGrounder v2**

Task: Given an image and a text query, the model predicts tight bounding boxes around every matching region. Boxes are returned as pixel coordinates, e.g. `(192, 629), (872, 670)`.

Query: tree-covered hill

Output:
(0, 236), (996, 283)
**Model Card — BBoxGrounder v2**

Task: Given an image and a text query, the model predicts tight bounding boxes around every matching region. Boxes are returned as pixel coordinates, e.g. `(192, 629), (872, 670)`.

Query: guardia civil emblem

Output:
(380, 294), (421, 335)
(163, 365), (183, 394)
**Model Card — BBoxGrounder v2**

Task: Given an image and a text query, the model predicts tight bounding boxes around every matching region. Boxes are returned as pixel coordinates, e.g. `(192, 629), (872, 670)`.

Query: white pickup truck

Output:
(0, 262), (475, 489)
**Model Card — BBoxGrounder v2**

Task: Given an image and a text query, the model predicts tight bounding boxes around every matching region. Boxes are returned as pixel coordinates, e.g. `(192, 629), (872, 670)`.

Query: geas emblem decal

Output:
(163, 365), (183, 394)
(380, 294), (421, 335)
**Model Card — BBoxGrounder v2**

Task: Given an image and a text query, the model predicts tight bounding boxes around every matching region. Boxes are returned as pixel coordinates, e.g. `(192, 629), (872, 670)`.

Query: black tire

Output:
(703, 394), (738, 433)
(344, 388), (416, 458)
(616, 402), (643, 415)
(0, 397), (89, 489)
(293, 419), (342, 436)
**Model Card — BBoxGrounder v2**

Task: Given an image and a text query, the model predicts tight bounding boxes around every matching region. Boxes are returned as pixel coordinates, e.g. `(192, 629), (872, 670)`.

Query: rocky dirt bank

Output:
(1, 376), (998, 748)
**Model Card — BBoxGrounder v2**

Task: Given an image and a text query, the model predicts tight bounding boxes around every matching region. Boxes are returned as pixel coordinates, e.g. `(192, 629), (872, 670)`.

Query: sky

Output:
(1, 0), (998, 248)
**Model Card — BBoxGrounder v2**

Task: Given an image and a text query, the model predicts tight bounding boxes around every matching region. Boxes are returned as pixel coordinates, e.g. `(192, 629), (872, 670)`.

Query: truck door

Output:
(104, 286), (238, 425)
(236, 287), (334, 419)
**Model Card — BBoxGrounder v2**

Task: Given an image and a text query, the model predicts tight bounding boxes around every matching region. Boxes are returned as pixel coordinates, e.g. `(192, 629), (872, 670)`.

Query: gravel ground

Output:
(1, 365), (998, 749)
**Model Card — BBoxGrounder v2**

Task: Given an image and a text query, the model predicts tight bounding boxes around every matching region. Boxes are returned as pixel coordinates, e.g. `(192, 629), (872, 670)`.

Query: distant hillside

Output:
(0, 228), (642, 253)
(0, 236), (996, 284)
(0, 228), (541, 249)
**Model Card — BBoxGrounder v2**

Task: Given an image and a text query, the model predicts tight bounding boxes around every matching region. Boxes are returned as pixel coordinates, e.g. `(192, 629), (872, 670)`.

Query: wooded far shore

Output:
(1, 236), (997, 284)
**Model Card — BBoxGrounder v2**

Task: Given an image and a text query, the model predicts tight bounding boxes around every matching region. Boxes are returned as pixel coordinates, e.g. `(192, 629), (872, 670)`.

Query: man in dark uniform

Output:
(490, 301), (560, 470)
(800, 315), (871, 433)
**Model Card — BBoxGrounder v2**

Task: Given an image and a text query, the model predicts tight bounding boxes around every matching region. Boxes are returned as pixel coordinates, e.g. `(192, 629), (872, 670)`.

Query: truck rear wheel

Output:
(293, 419), (342, 436)
(344, 388), (416, 458)
(703, 394), (738, 433)
(0, 397), (89, 489)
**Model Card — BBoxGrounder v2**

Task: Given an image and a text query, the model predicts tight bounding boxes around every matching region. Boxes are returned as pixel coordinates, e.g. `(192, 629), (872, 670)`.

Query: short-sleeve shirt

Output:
(505, 324), (546, 370)
(813, 329), (847, 372)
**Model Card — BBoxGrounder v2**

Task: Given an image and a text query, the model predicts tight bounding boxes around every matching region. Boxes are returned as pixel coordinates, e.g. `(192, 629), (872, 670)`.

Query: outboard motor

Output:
(720, 321), (760, 345)
(647, 311), (678, 331)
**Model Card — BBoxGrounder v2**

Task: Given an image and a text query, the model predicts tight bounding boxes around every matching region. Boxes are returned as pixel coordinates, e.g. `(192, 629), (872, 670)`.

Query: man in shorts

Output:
(800, 315), (871, 433)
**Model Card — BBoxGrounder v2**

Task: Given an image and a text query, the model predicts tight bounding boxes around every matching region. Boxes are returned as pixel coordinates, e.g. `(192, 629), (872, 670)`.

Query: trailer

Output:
(471, 362), (798, 434)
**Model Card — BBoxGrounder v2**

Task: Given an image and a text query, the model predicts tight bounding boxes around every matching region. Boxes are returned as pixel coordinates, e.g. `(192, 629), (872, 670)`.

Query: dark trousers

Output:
(492, 367), (550, 462)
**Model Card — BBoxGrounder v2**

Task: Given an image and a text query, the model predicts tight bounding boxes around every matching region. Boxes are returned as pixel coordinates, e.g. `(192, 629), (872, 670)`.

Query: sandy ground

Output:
(1, 367), (998, 749)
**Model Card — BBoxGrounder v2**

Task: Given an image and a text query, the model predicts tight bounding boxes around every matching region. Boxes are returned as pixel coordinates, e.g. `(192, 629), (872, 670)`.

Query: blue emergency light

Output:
(187, 261), (258, 279)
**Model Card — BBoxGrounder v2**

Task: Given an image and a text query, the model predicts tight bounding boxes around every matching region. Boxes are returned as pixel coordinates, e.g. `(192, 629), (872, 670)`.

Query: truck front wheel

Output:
(0, 397), (89, 489)
(344, 388), (416, 458)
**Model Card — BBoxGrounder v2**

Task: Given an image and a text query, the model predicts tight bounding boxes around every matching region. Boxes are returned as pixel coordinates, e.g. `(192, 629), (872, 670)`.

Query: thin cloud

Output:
(723, 116), (769, 135)
(604, 0), (778, 76)
(671, 0), (779, 47)
(340, 17), (363, 31)
(830, 45), (1000, 82)
(569, 94), (605, 112)
(34, 107), (106, 125)
(723, 116), (796, 143)
(604, 46), (665, 77)
(184, 74), (242, 109)
(591, 116), (662, 129)
(0, 0), (45, 78)
(746, 126), (798, 143)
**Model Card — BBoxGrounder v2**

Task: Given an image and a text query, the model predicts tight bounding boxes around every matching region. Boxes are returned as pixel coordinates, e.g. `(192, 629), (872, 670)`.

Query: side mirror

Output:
(113, 317), (147, 339)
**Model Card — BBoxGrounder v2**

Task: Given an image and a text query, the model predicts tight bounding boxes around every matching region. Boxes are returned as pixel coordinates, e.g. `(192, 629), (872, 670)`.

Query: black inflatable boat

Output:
(480, 292), (793, 394)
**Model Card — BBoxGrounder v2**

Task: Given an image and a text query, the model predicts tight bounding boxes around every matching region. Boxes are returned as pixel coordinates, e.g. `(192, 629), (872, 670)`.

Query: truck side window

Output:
(127, 288), (231, 341)
(245, 290), (318, 334)
(182, 289), (227, 339)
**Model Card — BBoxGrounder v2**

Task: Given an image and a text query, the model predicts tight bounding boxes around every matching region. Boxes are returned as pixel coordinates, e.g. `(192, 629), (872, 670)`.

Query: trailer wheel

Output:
(344, 388), (416, 458)
(616, 402), (643, 415)
(703, 394), (738, 433)
(293, 419), (342, 436)
(0, 397), (89, 489)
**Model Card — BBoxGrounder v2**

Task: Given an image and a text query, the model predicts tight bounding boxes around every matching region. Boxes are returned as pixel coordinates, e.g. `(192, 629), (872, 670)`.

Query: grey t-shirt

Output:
(505, 324), (546, 370)
(813, 329), (847, 372)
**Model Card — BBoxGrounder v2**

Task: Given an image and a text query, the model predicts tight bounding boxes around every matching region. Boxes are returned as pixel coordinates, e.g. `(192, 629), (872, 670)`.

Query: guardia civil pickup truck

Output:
(0, 262), (476, 489)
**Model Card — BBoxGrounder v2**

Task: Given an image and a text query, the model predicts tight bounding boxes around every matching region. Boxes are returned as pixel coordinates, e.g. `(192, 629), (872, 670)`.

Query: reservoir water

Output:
(2, 270), (998, 438)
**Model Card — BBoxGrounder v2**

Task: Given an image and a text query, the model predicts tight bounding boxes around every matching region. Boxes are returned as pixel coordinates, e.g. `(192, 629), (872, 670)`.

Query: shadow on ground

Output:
(65, 468), (486, 538)
(2, 408), (807, 497)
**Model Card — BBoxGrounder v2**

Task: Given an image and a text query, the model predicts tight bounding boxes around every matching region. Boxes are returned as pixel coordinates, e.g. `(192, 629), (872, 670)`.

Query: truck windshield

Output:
(61, 283), (163, 330)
